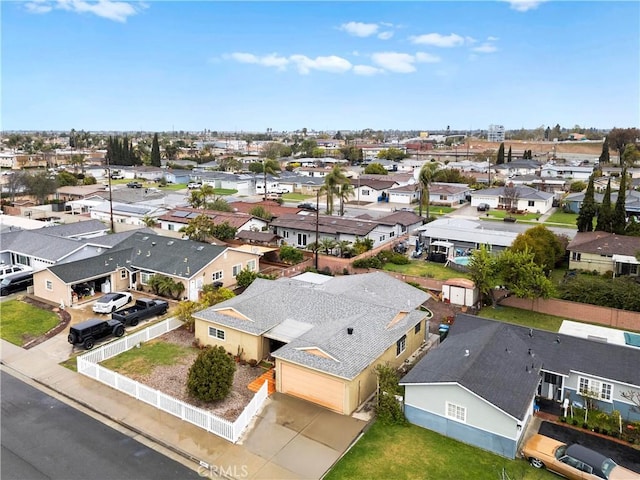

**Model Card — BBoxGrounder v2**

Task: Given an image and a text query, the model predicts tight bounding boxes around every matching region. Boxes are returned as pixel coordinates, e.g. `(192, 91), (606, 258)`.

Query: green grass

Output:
(326, 421), (557, 480)
(158, 183), (188, 191)
(100, 340), (195, 376)
(383, 261), (470, 280)
(429, 206), (456, 215)
(477, 305), (564, 332)
(485, 210), (541, 221)
(212, 188), (238, 195)
(0, 300), (60, 346)
(60, 355), (79, 372)
(544, 211), (577, 226)
(282, 192), (313, 201)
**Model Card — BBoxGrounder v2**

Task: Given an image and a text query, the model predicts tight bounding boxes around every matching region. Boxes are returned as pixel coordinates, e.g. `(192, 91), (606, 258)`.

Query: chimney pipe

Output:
(347, 327), (354, 335)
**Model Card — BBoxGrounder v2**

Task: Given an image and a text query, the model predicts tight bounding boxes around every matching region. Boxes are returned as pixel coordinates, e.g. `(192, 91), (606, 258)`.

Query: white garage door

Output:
(450, 286), (466, 306)
(280, 362), (345, 413)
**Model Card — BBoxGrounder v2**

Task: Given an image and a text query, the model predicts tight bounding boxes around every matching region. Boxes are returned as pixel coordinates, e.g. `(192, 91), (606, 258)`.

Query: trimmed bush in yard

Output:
(187, 346), (236, 402)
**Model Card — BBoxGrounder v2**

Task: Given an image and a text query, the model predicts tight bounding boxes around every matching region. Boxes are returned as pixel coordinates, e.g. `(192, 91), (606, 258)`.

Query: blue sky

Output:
(2, 1), (639, 132)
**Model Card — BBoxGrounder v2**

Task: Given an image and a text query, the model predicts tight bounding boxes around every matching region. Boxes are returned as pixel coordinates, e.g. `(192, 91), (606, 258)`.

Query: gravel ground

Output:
(129, 328), (266, 421)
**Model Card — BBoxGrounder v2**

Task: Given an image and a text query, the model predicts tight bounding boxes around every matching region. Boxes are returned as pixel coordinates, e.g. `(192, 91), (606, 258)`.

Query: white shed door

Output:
(280, 363), (344, 413)
(450, 286), (466, 306)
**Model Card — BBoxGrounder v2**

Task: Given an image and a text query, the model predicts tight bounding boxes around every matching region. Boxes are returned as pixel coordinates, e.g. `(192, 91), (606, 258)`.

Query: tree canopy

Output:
(576, 175), (596, 232)
(150, 133), (161, 167)
(510, 225), (565, 273)
(363, 163), (387, 175)
(187, 346), (236, 402)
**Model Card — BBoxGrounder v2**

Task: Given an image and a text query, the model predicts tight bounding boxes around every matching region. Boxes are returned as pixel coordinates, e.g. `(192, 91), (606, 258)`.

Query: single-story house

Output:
(34, 231), (262, 304)
(373, 210), (424, 238)
(194, 271), (433, 414)
(493, 160), (541, 178)
(388, 184), (420, 205)
(163, 170), (193, 184)
(401, 314), (640, 459)
(227, 200), (302, 219)
(157, 207), (268, 235)
(507, 175), (567, 196)
(90, 201), (168, 226)
(540, 163), (593, 180)
(427, 183), (472, 206)
(567, 231), (640, 277)
(352, 178), (399, 204)
(470, 185), (554, 214)
(416, 218), (519, 254)
(563, 190), (640, 215)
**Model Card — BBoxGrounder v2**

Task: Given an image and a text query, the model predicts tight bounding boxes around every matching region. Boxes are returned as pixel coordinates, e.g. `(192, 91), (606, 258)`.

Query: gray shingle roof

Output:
(195, 272), (430, 380)
(41, 219), (108, 238)
(473, 185), (553, 201)
(48, 248), (134, 283)
(0, 229), (86, 262)
(402, 314), (640, 419)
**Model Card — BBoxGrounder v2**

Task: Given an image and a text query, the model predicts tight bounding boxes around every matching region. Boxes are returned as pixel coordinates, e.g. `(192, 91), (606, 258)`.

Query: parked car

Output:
(110, 172), (124, 180)
(297, 203), (317, 211)
(521, 434), (640, 479)
(0, 264), (32, 280)
(477, 203), (490, 212)
(187, 182), (202, 189)
(0, 272), (34, 296)
(92, 292), (133, 314)
(67, 318), (125, 350)
(127, 181), (143, 188)
(112, 298), (169, 326)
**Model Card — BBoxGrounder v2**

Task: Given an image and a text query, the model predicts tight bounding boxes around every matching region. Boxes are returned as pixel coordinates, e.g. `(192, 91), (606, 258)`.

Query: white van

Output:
(0, 264), (32, 280)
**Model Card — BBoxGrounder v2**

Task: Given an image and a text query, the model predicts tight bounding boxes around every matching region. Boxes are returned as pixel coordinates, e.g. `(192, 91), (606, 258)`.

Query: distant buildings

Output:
(487, 124), (505, 142)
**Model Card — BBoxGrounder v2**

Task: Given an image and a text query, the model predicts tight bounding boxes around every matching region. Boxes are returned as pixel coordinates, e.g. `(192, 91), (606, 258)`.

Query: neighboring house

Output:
(90, 201), (168, 226)
(157, 207), (268, 234)
(352, 178), (398, 203)
(163, 170), (193, 184)
(40, 219), (109, 239)
(227, 200), (302, 218)
(388, 184), (420, 205)
(507, 175), (567, 196)
(373, 211), (424, 238)
(427, 183), (472, 206)
(401, 314), (640, 459)
(194, 271), (433, 414)
(470, 185), (554, 214)
(563, 190), (640, 215)
(567, 231), (640, 277)
(199, 172), (255, 196)
(34, 231), (262, 305)
(295, 167), (333, 178)
(540, 163), (593, 180)
(493, 160), (541, 178)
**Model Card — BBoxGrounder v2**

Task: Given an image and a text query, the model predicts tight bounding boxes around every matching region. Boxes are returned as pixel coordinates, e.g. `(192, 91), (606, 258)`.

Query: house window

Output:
(247, 260), (256, 272)
(208, 326), (225, 341)
(396, 335), (406, 356)
(45, 280), (53, 291)
(297, 233), (307, 246)
(439, 195), (448, 200)
(213, 271), (223, 281)
(414, 322), (421, 334)
(13, 254), (31, 267)
(362, 189), (370, 195)
(390, 231), (395, 237)
(232, 264), (242, 277)
(572, 252), (582, 261)
(446, 402), (466, 422)
(528, 200), (535, 207)
(401, 226), (407, 233)
(379, 235), (385, 242)
(168, 224), (175, 231)
(579, 377), (613, 401)
(283, 231), (289, 239)
(120, 269), (127, 279)
(140, 272), (154, 285)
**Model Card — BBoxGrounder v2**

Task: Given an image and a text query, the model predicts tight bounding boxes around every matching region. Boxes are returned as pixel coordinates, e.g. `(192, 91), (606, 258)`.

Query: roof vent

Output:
(146, 251), (151, 257)
(197, 246), (204, 251)
(347, 327), (354, 335)
(184, 257), (188, 263)
(151, 242), (156, 246)
(167, 241), (174, 245)
(556, 336), (560, 343)
(528, 328), (533, 338)
(464, 349), (469, 357)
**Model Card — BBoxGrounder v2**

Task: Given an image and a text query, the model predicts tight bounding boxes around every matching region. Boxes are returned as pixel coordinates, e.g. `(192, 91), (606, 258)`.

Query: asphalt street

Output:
(1, 371), (201, 480)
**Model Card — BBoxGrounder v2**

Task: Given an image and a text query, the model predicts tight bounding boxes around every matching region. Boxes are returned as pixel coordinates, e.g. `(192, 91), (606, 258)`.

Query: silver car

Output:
(92, 292), (133, 314)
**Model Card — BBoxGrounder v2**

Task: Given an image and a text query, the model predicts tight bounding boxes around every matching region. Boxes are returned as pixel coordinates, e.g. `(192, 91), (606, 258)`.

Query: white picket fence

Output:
(76, 317), (269, 443)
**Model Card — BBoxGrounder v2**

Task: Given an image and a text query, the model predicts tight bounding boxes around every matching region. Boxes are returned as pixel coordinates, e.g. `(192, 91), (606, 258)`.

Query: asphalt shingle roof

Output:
(48, 248), (134, 283)
(195, 272), (430, 380)
(1, 229), (85, 262)
(567, 232), (640, 257)
(41, 219), (108, 238)
(402, 314), (640, 419)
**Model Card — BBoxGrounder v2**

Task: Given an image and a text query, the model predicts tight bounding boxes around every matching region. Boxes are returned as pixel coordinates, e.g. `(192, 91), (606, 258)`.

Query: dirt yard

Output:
(126, 328), (266, 421)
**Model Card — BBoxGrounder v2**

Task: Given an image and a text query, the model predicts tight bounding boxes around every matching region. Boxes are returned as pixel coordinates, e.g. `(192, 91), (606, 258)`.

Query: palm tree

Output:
(187, 190), (205, 209)
(337, 181), (354, 216)
(418, 162), (441, 220)
(319, 237), (337, 255)
(336, 240), (352, 258)
(260, 159), (280, 201)
(321, 165), (347, 215)
(141, 215), (157, 228)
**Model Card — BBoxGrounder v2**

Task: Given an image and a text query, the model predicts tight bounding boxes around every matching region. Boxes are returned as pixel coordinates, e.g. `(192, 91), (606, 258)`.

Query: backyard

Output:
(325, 421), (557, 480)
(383, 260), (471, 281)
(0, 300), (60, 346)
(477, 305), (564, 332)
(98, 327), (266, 421)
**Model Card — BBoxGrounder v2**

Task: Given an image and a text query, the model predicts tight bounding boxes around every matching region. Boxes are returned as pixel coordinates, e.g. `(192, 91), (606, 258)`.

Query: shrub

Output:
(593, 426), (600, 433)
(559, 417), (567, 423)
(572, 419), (579, 426)
(353, 257), (382, 269)
(187, 346), (236, 402)
(601, 429), (609, 436)
(582, 422), (589, 429)
(279, 245), (304, 264)
(374, 363), (406, 425)
(235, 267), (258, 288)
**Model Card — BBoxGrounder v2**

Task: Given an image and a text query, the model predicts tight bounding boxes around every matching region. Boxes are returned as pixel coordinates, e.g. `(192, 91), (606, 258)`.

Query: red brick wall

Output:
(500, 296), (640, 332)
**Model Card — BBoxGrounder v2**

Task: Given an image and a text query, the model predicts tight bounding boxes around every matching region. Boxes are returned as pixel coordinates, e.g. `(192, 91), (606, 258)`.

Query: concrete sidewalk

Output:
(1, 340), (366, 479)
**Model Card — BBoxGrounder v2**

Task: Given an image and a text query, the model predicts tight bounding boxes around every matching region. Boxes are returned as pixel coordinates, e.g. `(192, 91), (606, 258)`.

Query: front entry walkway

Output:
(248, 369), (275, 395)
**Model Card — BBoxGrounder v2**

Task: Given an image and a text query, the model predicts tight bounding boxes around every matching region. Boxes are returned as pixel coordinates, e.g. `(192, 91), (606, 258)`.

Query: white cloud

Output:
(227, 52), (289, 70)
(409, 33), (465, 47)
(24, 0), (145, 22)
(371, 52), (418, 73)
(377, 31), (394, 40)
(339, 21), (379, 37)
(415, 52), (441, 63)
(505, 0), (547, 12)
(487, 36), (499, 41)
(290, 55), (352, 75)
(472, 43), (498, 53)
(353, 65), (384, 76)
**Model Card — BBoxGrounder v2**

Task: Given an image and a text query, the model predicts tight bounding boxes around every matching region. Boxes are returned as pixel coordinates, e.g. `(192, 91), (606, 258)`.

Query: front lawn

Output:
(428, 206), (455, 215)
(478, 305), (564, 332)
(0, 300), (60, 346)
(484, 210), (541, 221)
(325, 421), (557, 480)
(544, 211), (577, 227)
(159, 183), (188, 191)
(100, 339), (194, 376)
(282, 192), (312, 201)
(383, 261), (470, 281)
(212, 188), (238, 195)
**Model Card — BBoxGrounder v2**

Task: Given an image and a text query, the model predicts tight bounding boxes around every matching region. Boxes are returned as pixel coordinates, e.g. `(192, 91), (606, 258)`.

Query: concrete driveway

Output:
(241, 393), (368, 479)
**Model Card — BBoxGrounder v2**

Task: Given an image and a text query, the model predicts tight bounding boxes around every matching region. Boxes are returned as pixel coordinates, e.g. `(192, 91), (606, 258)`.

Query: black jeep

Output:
(68, 318), (125, 350)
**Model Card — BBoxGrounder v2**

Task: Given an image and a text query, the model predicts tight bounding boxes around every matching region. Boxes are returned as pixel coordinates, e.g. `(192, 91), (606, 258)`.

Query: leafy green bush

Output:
(353, 257), (383, 269)
(187, 346), (236, 402)
(235, 267), (258, 288)
(559, 276), (640, 311)
(374, 363), (406, 425)
(279, 245), (304, 264)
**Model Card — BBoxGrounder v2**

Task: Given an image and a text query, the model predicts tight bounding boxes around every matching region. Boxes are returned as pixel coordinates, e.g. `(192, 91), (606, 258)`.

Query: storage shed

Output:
(442, 278), (478, 307)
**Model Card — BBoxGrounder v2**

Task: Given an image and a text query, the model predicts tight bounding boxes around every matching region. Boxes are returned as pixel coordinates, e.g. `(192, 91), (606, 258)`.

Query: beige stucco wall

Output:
(569, 252), (612, 274)
(33, 270), (71, 306)
(194, 321), (264, 362)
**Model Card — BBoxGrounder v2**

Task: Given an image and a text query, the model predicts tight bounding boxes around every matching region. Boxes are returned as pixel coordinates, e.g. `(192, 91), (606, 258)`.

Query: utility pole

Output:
(106, 151), (115, 232)
(315, 189), (320, 270)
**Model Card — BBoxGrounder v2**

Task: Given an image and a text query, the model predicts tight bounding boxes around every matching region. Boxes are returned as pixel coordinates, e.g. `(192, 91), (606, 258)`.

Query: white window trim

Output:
(213, 270), (223, 281)
(45, 280), (53, 291)
(578, 376), (613, 402)
(445, 402), (467, 423)
(208, 326), (226, 341)
(396, 335), (406, 357)
(247, 260), (256, 272)
(232, 264), (242, 277)
(120, 269), (127, 279)
(140, 272), (154, 285)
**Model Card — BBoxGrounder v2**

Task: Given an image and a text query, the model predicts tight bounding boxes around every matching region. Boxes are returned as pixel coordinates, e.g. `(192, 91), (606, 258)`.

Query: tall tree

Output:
(507, 146), (512, 163)
(612, 168), (628, 234)
(496, 143), (505, 165)
(24, 171), (58, 204)
(622, 143), (640, 167)
(150, 133), (161, 167)
(5, 171), (27, 203)
(259, 159), (281, 201)
(418, 162), (440, 220)
(577, 175), (596, 232)
(510, 225), (564, 273)
(607, 128), (639, 164)
(599, 136), (610, 164)
(595, 178), (613, 232)
(320, 165), (347, 215)
(337, 180), (354, 216)
(468, 245), (499, 305)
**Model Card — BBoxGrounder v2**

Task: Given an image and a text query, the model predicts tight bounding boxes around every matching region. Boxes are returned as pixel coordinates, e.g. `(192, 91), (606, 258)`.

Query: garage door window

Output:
(208, 327), (225, 341)
(396, 335), (406, 356)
